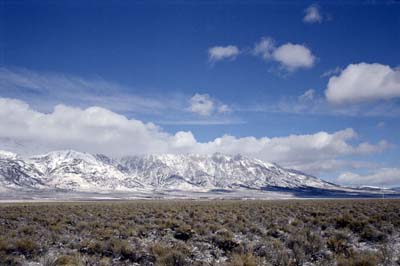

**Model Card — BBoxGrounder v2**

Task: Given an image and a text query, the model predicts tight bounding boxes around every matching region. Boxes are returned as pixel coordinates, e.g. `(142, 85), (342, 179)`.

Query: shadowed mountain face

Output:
(0, 150), (342, 193)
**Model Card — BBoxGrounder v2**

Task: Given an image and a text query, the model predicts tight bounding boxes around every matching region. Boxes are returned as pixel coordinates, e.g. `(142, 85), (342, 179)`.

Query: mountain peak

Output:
(0, 150), (19, 160)
(32, 150), (99, 164)
(0, 149), (340, 193)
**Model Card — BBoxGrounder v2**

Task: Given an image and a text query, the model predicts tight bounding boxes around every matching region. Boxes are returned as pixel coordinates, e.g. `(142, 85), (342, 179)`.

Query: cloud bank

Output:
(0, 98), (389, 175)
(337, 168), (400, 187)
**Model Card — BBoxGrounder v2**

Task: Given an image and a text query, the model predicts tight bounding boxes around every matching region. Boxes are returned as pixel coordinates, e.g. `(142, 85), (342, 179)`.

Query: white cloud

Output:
(0, 98), (389, 175)
(0, 98), (181, 156)
(272, 43), (315, 71)
(0, 67), (237, 124)
(0, 67), (175, 114)
(377, 121), (385, 128)
(208, 45), (240, 62)
(337, 168), (400, 187)
(303, 4), (323, 24)
(188, 93), (231, 116)
(293, 160), (378, 176)
(188, 93), (215, 116)
(157, 119), (244, 126)
(253, 38), (316, 71)
(210, 38), (315, 71)
(299, 89), (315, 101)
(218, 104), (232, 113)
(239, 92), (400, 118)
(321, 66), (342, 78)
(325, 63), (400, 104)
(253, 37), (275, 60)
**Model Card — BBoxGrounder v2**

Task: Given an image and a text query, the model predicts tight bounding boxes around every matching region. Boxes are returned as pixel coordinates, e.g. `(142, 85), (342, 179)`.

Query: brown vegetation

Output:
(0, 199), (399, 265)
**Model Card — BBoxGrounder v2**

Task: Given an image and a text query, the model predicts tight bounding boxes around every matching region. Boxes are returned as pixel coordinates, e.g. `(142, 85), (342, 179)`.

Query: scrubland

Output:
(0, 199), (399, 266)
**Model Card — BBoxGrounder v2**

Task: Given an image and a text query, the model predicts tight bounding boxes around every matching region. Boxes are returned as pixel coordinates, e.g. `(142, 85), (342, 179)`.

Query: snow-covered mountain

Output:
(120, 153), (338, 191)
(0, 149), (341, 193)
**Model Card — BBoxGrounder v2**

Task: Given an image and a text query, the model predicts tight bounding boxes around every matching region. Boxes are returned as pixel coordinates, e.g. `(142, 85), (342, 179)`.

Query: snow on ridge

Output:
(0, 149), (340, 193)
(0, 150), (19, 160)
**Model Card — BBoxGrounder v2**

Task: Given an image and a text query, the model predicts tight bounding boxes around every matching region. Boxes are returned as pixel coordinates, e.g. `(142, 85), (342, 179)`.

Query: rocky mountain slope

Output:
(0, 149), (343, 193)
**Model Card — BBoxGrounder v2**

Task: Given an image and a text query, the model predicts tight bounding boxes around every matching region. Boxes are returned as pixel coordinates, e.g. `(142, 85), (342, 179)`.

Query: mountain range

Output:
(0, 149), (397, 198)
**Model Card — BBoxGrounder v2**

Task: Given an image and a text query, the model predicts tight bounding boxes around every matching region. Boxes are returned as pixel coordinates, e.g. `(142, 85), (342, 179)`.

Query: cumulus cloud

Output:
(188, 93), (215, 116)
(0, 97), (389, 175)
(209, 38), (315, 71)
(208, 45), (240, 62)
(188, 93), (231, 116)
(253, 38), (316, 71)
(303, 4), (323, 24)
(337, 168), (400, 187)
(325, 63), (400, 104)
(272, 43), (316, 71)
(0, 97), (194, 156)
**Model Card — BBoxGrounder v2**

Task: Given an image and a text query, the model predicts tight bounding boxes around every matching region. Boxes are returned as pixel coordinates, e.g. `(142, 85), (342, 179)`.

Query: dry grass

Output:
(0, 199), (399, 265)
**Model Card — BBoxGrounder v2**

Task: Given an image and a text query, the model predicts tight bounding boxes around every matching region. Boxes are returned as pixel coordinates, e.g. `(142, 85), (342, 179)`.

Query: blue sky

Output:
(0, 0), (400, 186)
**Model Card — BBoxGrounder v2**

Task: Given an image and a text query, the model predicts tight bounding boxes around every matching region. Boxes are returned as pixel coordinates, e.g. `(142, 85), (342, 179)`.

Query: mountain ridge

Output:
(0, 149), (343, 193)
